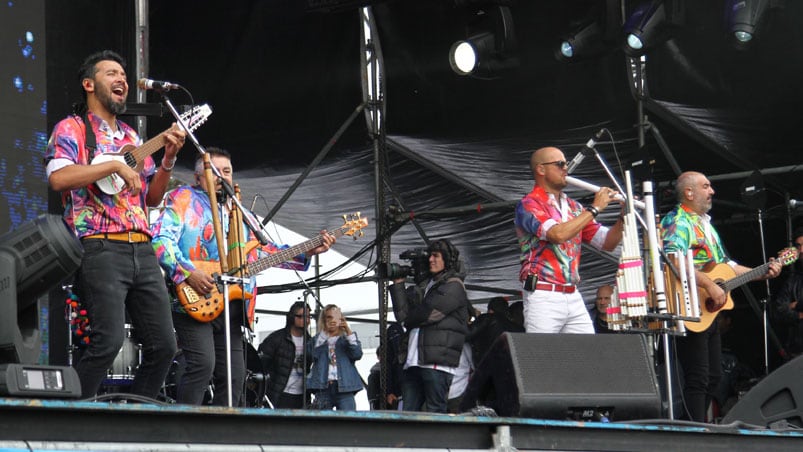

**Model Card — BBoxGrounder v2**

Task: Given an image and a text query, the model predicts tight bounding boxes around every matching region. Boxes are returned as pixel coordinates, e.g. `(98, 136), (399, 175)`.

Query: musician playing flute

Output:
(45, 50), (183, 399)
(660, 171), (781, 422)
(515, 146), (624, 334)
(151, 147), (335, 406)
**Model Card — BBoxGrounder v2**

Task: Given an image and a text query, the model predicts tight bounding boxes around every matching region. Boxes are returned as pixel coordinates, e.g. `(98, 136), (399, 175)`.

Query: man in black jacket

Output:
(258, 302), (313, 409)
(389, 239), (469, 413)
(466, 296), (524, 366)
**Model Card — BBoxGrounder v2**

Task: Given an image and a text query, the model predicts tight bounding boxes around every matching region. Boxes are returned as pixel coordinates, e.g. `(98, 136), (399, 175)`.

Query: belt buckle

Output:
(127, 231), (135, 243)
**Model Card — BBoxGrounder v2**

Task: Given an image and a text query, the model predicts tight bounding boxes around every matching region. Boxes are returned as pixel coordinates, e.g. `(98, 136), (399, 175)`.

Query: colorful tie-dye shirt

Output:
(44, 112), (155, 237)
(514, 184), (608, 285)
(660, 203), (731, 269)
(151, 185), (309, 314)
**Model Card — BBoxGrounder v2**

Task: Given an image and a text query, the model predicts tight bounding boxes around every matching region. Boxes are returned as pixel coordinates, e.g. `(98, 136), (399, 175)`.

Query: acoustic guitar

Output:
(92, 104), (212, 194)
(687, 247), (798, 333)
(174, 212), (368, 322)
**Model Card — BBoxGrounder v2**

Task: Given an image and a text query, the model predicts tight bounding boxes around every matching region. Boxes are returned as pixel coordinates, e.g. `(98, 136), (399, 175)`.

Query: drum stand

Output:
(64, 284), (76, 367)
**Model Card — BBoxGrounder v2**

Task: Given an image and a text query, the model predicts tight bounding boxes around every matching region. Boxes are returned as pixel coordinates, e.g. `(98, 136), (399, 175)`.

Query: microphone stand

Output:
(160, 93), (271, 247)
(756, 208), (771, 376)
(160, 92), (251, 407)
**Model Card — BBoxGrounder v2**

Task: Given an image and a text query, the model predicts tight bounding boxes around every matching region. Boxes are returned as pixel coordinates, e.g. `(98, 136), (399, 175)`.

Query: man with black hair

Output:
(45, 50), (183, 399)
(389, 238), (469, 413)
(770, 227), (803, 359)
(152, 148), (335, 406)
(258, 302), (313, 409)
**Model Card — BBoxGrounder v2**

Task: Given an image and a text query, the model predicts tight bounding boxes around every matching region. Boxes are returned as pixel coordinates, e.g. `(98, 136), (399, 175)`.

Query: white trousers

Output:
(522, 288), (594, 334)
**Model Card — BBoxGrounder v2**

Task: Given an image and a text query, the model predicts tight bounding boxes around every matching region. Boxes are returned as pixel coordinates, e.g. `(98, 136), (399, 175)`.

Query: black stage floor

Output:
(0, 398), (801, 451)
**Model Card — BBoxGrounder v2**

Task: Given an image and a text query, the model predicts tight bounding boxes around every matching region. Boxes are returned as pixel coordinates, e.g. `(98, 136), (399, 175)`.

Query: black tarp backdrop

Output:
(44, 0), (802, 373)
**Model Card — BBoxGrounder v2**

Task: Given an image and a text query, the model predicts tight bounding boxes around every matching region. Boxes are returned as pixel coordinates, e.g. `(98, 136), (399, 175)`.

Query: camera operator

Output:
(388, 239), (470, 413)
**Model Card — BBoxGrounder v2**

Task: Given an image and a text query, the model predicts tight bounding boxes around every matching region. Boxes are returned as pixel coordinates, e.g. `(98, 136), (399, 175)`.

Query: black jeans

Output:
(74, 239), (177, 399)
(676, 320), (722, 422)
(172, 299), (246, 406)
(401, 366), (454, 413)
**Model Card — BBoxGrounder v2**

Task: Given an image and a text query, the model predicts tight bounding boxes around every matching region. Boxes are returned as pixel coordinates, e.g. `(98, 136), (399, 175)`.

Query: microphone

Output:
(567, 129), (605, 174)
(791, 199), (801, 209)
(137, 78), (181, 91)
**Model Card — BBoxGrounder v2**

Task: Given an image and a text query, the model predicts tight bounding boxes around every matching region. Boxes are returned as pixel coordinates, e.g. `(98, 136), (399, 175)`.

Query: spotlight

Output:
(623, 0), (684, 57)
(556, 21), (604, 61)
(724, 0), (776, 49)
(0, 214), (82, 364)
(449, 5), (518, 79)
(556, 0), (621, 62)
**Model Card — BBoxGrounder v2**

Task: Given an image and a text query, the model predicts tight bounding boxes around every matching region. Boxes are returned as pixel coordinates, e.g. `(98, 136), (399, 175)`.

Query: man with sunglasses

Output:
(514, 146), (624, 334)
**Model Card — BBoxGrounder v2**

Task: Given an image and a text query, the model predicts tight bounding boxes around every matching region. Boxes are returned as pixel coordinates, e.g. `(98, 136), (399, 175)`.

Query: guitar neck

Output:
(721, 262), (769, 293)
(126, 133), (167, 168)
(244, 227), (346, 275)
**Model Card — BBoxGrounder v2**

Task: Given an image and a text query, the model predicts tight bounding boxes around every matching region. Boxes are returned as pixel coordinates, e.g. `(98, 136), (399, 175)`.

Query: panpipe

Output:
(661, 250), (700, 333)
(226, 184), (256, 330)
(612, 172), (648, 330)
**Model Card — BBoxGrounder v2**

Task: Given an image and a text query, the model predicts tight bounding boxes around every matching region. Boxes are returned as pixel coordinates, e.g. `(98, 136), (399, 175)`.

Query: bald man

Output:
(593, 284), (615, 334)
(661, 170), (781, 422)
(514, 146), (624, 334)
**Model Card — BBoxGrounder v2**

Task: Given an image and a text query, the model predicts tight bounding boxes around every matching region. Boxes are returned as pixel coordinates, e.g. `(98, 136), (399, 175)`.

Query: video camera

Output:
(380, 248), (431, 285)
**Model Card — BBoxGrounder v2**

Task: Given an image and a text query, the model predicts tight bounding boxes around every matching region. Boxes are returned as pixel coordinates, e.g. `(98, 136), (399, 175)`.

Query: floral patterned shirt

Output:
(44, 112), (155, 237)
(514, 184), (608, 285)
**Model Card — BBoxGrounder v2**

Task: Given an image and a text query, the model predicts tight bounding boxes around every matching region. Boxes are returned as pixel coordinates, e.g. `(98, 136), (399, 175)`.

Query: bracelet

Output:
(161, 157), (176, 172)
(586, 205), (599, 218)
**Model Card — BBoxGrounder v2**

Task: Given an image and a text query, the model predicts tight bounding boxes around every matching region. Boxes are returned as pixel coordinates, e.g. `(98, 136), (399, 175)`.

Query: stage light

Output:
(725, 0), (771, 49)
(622, 0), (684, 57)
(555, 0), (621, 62)
(556, 21), (604, 61)
(0, 214), (82, 364)
(449, 5), (518, 79)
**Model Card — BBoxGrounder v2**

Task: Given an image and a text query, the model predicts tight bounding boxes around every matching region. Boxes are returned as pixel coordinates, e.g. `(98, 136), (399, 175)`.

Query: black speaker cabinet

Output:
(721, 355), (803, 428)
(460, 333), (661, 421)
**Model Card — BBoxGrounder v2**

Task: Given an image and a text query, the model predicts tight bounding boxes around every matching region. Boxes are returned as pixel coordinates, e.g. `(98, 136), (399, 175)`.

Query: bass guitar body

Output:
(174, 260), (252, 322)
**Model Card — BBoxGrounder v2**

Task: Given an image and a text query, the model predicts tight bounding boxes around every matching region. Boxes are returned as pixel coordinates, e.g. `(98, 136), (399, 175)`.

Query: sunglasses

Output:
(538, 160), (569, 169)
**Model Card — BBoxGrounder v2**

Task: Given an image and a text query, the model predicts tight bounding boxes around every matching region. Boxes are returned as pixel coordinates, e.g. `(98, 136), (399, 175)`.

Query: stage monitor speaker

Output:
(721, 355), (803, 428)
(460, 333), (661, 421)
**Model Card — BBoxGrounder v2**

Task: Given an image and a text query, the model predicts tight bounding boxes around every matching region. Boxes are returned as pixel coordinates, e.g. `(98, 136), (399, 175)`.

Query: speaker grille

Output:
(461, 333), (662, 420)
(510, 334), (657, 397)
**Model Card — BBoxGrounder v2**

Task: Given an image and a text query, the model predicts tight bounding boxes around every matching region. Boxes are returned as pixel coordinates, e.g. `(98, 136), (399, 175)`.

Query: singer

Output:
(44, 50), (183, 399)
(514, 146), (624, 334)
(151, 147), (335, 406)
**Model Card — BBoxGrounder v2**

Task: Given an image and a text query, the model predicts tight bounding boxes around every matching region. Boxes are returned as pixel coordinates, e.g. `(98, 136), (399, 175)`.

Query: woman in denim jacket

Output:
(307, 304), (363, 410)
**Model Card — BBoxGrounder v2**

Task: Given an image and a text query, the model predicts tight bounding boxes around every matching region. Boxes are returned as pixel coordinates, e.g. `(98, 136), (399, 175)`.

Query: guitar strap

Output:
(81, 111), (97, 156)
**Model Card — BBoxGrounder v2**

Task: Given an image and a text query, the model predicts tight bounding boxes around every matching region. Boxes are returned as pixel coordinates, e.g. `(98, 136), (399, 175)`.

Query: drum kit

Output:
(65, 290), (270, 406)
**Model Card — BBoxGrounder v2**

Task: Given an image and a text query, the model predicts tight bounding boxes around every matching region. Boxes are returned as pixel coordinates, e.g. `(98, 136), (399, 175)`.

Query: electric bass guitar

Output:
(92, 104), (212, 194)
(174, 212), (368, 322)
(687, 247), (798, 333)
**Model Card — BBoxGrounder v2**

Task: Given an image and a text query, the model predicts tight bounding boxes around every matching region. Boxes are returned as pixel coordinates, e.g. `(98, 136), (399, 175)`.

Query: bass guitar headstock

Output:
(339, 212), (368, 239)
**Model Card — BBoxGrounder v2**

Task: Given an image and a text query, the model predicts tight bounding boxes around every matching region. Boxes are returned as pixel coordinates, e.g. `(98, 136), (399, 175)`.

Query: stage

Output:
(0, 398), (800, 451)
